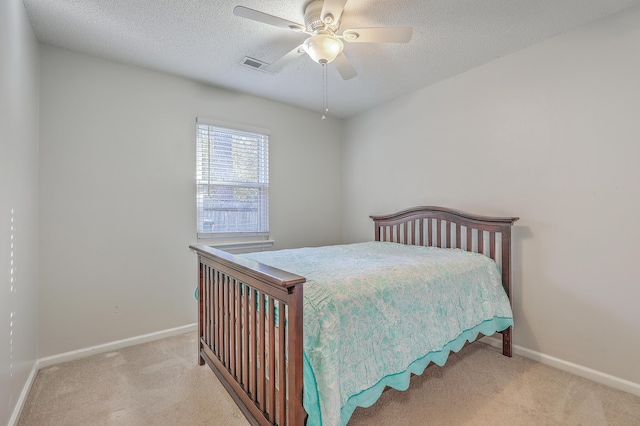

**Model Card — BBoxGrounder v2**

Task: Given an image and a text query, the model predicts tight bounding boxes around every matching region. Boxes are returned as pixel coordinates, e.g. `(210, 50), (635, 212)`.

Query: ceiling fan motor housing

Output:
(304, 0), (340, 33)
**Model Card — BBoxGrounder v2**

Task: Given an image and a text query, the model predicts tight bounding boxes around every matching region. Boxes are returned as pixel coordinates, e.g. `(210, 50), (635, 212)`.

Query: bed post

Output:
(287, 284), (305, 426)
(500, 225), (514, 357)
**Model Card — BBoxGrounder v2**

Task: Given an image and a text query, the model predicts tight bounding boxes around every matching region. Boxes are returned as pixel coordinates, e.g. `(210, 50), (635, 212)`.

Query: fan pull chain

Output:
(322, 63), (328, 120)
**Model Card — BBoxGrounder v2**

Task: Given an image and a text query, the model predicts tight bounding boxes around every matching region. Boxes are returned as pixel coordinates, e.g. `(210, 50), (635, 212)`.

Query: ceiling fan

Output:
(234, 0), (413, 80)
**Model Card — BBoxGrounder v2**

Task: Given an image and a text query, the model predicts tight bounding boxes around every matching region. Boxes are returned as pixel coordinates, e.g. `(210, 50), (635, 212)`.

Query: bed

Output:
(189, 206), (519, 426)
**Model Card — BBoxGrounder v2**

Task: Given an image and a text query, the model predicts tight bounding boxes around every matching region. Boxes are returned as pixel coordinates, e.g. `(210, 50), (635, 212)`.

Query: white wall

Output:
(343, 6), (640, 386)
(38, 46), (343, 357)
(0, 0), (40, 423)
(14, 0), (640, 411)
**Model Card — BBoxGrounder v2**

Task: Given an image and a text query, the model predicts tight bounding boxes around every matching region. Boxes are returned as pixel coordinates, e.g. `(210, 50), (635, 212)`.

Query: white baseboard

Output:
(37, 323), (197, 368)
(480, 336), (640, 397)
(8, 362), (39, 426)
(9, 323), (197, 425)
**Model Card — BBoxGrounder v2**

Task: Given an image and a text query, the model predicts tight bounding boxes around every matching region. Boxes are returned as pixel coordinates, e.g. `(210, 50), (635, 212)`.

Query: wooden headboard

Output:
(370, 206), (519, 301)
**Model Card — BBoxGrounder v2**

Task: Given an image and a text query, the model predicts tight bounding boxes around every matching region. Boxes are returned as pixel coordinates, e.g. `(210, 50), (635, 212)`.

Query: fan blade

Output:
(320, 0), (348, 26)
(333, 53), (357, 80)
(264, 45), (306, 73)
(233, 6), (305, 32)
(342, 27), (413, 43)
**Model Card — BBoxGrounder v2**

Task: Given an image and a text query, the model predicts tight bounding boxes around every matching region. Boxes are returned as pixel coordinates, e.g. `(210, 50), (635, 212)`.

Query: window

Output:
(196, 119), (269, 242)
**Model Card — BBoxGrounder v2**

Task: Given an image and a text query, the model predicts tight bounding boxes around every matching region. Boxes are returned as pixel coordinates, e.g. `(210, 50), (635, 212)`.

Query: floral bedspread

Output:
(241, 241), (513, 426)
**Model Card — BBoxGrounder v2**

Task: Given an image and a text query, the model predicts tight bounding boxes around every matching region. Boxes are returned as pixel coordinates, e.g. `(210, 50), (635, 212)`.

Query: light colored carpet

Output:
(18, 332), (640, 425)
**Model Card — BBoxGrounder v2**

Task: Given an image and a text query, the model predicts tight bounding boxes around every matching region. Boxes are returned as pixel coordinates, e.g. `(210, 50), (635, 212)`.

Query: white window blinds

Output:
(196, 120), (269, 239)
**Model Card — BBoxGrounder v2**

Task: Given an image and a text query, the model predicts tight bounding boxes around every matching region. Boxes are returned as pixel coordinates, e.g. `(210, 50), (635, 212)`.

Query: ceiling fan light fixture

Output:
(303, 33), (344, 64)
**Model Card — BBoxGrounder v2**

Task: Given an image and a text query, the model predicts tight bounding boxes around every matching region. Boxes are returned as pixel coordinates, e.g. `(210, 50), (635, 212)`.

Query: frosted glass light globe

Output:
(303, 34), (344, 64)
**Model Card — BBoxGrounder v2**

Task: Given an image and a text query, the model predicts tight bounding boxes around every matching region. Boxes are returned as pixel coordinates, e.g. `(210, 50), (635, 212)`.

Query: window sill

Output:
(205, 239), (275, 254)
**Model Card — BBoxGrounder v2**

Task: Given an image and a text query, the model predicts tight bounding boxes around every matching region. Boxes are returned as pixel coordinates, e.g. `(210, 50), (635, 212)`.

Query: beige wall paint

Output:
(38, 46), (343, 357)
(343, 6), (640, 385)
(0, 0), (40, 423)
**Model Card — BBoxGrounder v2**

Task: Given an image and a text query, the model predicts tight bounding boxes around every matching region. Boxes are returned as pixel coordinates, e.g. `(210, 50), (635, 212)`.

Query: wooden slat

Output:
(214, 270), (219, 358)
(409, 220), (414, 245)
(202, 266), (206, 346)
(236, 281), (244, 385)
(268, 298), (276, 421)
(243, 284), (250, 392)
(237, 283), (242, 384)
(203, 266), (209, 347)
(231, 279), (237, 377)
(228, 276), (232, 370)
(489, 232), (496, 261)
(216, 271), (222, 361)
(227, 279), (232, 373)
(213, 271), (217, 351)
(212, 270), (216, 349)
(258, 292), (265, 410)
(419, 218), (424, 246)
(230, 278), (240, 380)
(403, 221), (408, 244)
(250, 289), (257, 402)
(225, 275), (230, 369)
(208, 267), (213, 350)
(427, 218), (433, 246)
(436, 219), (442, 247)
(277, 301), (286, 425)
(467, 226), (472, 252)
(223, 273), (227, 365)
(456, 223), (461, 248)
(222, 272), (227, 364)
(446, 220), (452, 248)
(207, 268), (212, 352)
(227, 277), (231, 370)
(478, 229), (484, 255)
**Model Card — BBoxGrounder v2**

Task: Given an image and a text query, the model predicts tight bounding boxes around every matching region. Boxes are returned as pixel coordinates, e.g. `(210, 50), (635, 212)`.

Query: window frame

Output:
(195, 118), (270, 246)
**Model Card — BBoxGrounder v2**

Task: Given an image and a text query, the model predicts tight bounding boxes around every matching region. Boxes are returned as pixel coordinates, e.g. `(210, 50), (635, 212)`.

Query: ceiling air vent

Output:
(240, 56), (273, 73)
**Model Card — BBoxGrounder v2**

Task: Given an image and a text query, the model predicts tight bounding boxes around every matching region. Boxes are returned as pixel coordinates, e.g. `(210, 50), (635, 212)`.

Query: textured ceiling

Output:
(23, 0), (640, 118)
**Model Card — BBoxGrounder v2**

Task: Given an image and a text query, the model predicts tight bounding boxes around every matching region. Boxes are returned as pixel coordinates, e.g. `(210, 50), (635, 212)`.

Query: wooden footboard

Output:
(190, 206), (518, 426)
(190, 246), (306, 426)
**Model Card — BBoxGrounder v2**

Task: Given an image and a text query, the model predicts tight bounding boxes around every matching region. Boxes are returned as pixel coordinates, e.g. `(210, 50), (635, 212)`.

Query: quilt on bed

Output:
(241, 241), (513, 426)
